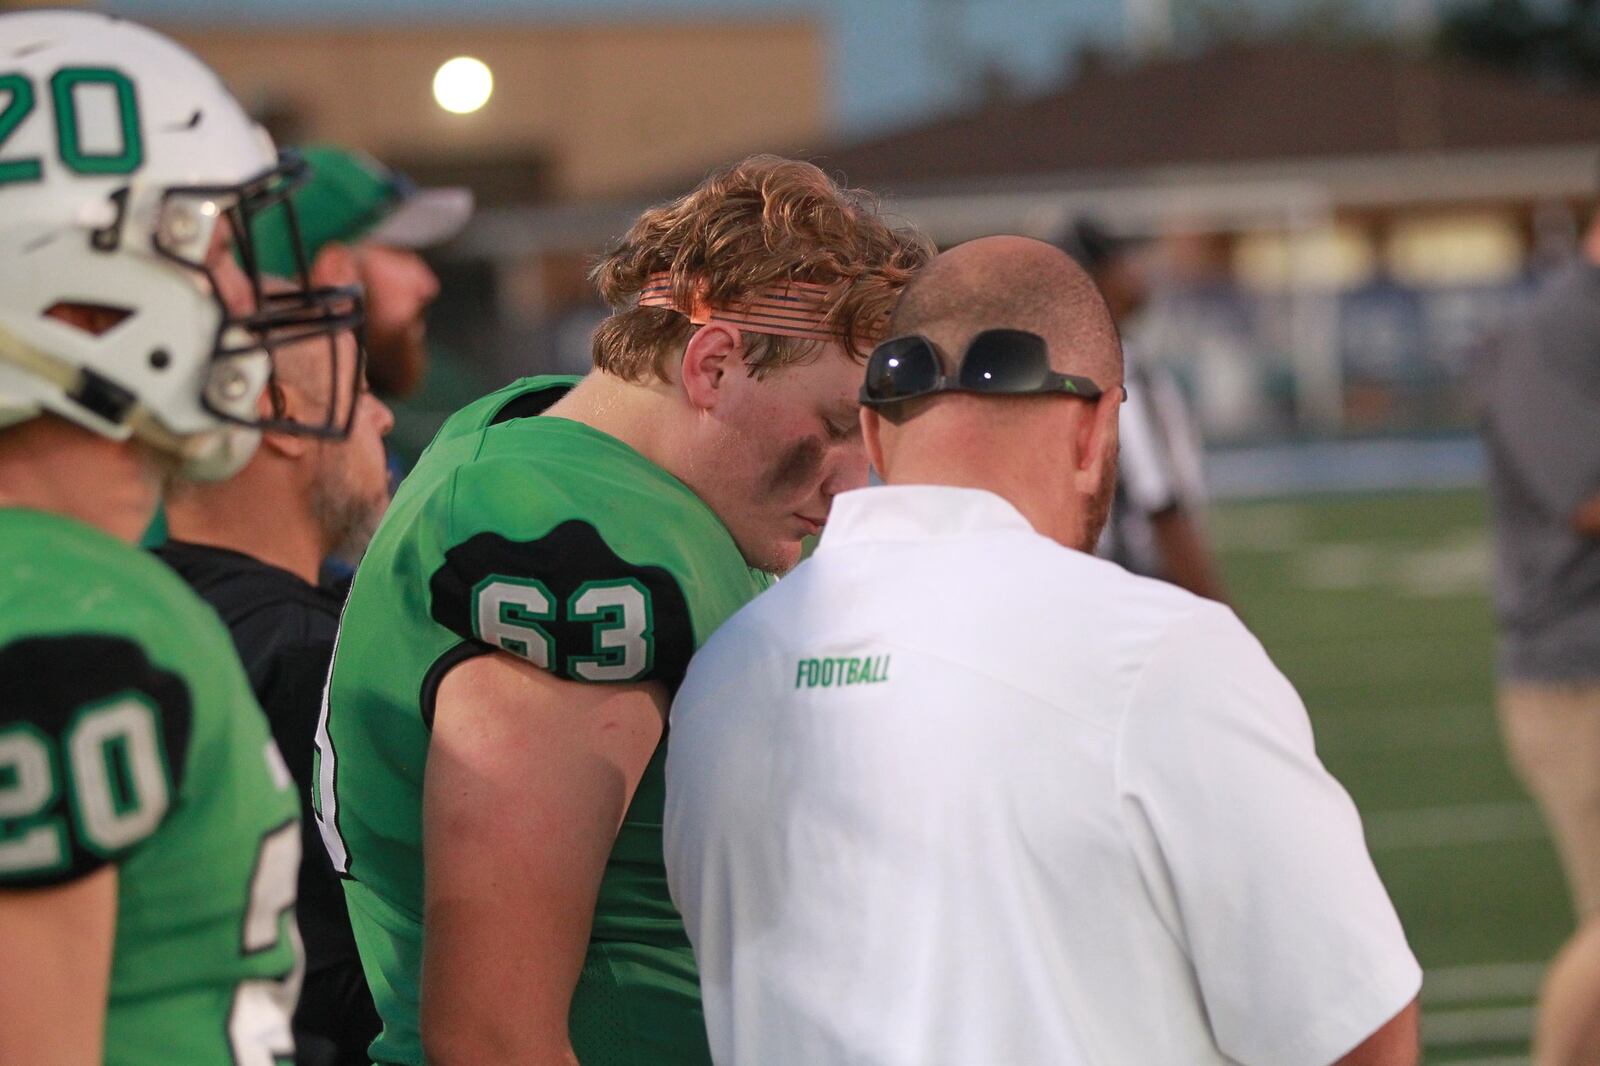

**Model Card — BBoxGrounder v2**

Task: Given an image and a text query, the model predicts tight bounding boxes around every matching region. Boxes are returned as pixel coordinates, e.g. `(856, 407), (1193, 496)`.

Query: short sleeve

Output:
(428, 519), (697, 686)
(1116, 605), (1420, 1066)
(0, 635), (192, 887)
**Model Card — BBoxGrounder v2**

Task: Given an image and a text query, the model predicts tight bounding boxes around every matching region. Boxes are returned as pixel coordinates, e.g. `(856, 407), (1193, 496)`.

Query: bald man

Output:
(664, 237), (1421, 1066)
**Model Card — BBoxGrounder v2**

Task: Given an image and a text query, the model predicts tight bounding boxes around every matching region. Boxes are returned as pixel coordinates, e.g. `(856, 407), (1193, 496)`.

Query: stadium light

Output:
(433, 56), (493, 115)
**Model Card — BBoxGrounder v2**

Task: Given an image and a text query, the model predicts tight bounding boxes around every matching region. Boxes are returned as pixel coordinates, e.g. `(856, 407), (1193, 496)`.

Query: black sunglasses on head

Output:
(860, 328), (1124, 408)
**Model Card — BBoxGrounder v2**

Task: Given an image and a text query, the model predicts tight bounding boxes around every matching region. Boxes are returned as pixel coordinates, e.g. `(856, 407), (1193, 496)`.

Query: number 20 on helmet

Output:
(0, 11), (363, 480)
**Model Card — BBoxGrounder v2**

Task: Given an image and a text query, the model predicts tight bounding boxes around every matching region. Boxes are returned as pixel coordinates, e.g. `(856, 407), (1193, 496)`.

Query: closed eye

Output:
(824, 415), (859, 442)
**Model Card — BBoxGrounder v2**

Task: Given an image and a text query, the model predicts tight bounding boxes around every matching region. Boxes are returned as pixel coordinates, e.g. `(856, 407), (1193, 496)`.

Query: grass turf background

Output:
(1213, 488), (1567, 1062)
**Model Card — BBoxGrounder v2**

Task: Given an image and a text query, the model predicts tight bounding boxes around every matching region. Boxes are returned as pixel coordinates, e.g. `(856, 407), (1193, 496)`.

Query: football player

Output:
(0, 12), (361, 1064)
(313, 156), (931, 1064)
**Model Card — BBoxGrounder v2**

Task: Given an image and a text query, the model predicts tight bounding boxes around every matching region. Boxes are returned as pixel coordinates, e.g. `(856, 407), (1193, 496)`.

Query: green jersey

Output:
(0, 508), (302, 1066)
(314, 376), (774, 1065)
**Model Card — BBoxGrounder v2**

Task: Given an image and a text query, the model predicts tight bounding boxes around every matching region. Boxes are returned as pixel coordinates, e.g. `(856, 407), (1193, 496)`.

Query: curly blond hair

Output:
(589, 155), (933, 382)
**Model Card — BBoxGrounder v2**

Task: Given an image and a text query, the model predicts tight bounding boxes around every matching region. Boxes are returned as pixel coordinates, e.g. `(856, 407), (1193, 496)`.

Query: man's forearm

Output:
(421, 1015), (577, 1066)
(1151, 508), (1229, 603)
(419, 892), (583, 1066)
(0, 870), (116, 1066)
(1334, 998), (1420, 1066)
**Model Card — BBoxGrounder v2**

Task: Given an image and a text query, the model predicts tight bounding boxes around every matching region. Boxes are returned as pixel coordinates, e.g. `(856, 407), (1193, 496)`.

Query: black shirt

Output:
(155, 540), (377, 1065)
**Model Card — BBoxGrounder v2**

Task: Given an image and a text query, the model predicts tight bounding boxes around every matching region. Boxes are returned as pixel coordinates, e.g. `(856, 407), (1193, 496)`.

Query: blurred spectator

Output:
(155, 263), (395, 1066)
(252, 143), (473, 402)
(1480, 211), (1600, 1066)
(1059, 217), (1229, 602)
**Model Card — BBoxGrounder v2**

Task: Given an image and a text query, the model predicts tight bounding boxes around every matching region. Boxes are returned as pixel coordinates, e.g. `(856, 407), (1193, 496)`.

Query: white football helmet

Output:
(0, 11), (362, 480)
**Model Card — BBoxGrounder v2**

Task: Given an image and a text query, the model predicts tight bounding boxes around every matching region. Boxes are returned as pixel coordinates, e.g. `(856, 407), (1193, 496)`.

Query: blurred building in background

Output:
(154, 14), (827, 432)
(96, 3), (1600, 445)
(449, 38), (1600, 441)
(166, 19), (824, 203)
(818, 41), (1600, 441)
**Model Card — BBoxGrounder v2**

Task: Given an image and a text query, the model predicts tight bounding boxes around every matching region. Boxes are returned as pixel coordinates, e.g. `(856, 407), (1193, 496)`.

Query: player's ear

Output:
(861, 406), (887, 480)
(259, 430), (308, 459)
(1072, 387), (1120, 495)
(680, 323), (743, 413)
(256, 381), (308, 459)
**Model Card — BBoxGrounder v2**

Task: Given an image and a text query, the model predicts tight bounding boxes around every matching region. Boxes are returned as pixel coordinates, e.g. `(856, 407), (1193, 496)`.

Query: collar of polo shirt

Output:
(815, 485), (1037, 548)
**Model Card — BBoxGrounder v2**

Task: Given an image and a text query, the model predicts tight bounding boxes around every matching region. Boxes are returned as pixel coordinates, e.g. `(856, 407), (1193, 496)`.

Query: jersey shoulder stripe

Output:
(0, 634), (192, 885)
(384, 378), (768, 690)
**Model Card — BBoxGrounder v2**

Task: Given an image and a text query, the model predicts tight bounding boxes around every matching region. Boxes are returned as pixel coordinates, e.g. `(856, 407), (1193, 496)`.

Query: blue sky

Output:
(104, 0), (1470, 134)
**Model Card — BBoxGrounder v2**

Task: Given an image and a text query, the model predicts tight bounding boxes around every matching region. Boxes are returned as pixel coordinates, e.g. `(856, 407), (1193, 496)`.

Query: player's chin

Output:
(745, 536), (804, 576)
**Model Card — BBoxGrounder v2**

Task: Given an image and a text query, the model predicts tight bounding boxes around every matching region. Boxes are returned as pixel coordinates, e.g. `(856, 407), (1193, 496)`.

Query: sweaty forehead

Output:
(763, 339), (866, 398)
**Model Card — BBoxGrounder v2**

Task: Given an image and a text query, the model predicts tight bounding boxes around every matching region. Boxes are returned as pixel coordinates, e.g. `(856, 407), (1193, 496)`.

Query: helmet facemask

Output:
(153, 148), (366, 445)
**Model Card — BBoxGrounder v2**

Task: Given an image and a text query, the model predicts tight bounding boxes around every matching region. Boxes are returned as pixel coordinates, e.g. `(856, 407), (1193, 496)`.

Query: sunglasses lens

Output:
(959, 330), (1051, 393)
(865, 337), (940, 402)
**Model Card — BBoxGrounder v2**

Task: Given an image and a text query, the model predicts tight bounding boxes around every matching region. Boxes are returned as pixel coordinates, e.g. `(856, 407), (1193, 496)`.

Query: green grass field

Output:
(1213, 488), (1568, 1064)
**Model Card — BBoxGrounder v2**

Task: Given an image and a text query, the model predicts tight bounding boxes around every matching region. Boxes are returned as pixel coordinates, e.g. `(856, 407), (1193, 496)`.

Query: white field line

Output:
(1398, 539), (1490, 599)
(1422, 1005), (1536, 1045)
(1365, 802), (1546, 850)
(1419, 966), (1543, 1056)
(1207, 504), (1312, 551)
(1286, 537), (1490, 596)
(1425, 962), (1546, 1005)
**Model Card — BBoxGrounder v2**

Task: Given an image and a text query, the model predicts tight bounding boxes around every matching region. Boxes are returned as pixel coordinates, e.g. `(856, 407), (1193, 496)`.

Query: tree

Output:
(1177, 0), (1380, 47)
(1438, 0), (1600, 85)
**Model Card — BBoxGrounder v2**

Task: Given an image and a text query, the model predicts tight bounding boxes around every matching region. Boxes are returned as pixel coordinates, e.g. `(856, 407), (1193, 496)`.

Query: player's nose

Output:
(371, 393), (396, 437)
(414, 258), (441, 304)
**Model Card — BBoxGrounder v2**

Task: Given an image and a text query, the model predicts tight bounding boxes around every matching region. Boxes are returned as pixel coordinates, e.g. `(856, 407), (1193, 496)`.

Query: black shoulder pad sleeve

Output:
(0, 636), (192, 886)
(429, 520), (695, 687)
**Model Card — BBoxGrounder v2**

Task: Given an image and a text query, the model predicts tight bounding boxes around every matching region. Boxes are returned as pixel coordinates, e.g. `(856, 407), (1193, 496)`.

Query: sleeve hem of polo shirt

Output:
(1113, 601), (1422, 1066)
(1249, 959), (1420, 1066)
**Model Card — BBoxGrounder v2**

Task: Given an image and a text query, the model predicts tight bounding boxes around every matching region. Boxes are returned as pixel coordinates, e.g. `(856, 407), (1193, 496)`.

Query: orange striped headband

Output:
(637, 271), (844, 343)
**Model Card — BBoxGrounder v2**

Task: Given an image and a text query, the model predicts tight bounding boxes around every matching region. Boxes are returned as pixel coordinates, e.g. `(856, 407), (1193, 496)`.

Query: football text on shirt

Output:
(794, 655), (892, 689)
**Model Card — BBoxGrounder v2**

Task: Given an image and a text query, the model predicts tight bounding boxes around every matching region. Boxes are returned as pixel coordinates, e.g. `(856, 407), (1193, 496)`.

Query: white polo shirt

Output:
(664, 485), (1419, 1066)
